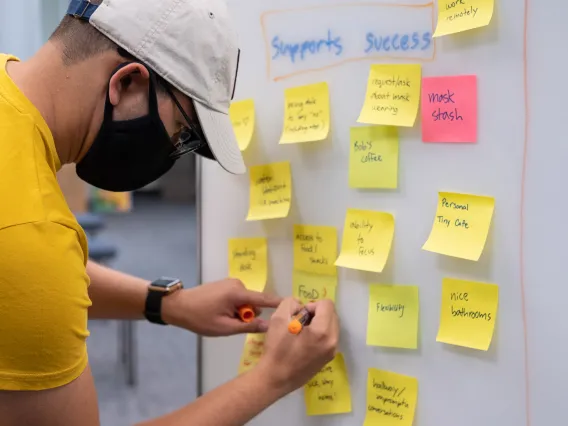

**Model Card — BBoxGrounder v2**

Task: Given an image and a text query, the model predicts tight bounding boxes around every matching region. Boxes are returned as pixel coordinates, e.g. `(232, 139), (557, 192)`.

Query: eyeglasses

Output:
(162, 83), (207, 160)
(159, 48), (240, 161)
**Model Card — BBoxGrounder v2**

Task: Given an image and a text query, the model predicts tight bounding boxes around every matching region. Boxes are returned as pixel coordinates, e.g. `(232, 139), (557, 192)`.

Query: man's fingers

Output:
(307, 299), (335, 317)
(304, 302), (317, 314)
(302, 300), (339, 357)
(228, 278), (281, 309)
(272, 296), (303, 319)
(235, 318), (269, 334)
(306, 299), (338, 329)
(239, 290), (283, 309)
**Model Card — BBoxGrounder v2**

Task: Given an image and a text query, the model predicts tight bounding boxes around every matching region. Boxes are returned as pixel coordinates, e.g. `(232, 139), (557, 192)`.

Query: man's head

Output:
(49, 0), (245, 192)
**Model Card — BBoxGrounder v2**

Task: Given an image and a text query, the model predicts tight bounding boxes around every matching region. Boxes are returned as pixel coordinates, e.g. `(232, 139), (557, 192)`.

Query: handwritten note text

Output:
(247, 162), (292, 221)
(280, 82), (330, 144)
(293, 271), (337, 305)
(350, 126), (399, 189)
(421, 75), (477, 143)
(294, 224), (337, 276)
(335, 209), (395, 273)
(367, 284), (419, 349)
(364, 369), (418, 426)
(437, 277), (498, 351)
(422, 191), (495, 261)
(228, 238), (267, 292)
(433, 0), (494, 37)
(238, 333), (266, 374)
(304, 353), (352, 416)
(229, 99), (255, 151)
(358, 64), (422, 127)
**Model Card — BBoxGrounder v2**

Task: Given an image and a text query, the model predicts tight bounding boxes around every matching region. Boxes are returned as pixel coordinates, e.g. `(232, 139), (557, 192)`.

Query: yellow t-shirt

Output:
(0, 54), (91, 391)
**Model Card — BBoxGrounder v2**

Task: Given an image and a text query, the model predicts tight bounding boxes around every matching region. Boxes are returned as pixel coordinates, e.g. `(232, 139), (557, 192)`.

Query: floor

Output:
(87, 196), (198, 426)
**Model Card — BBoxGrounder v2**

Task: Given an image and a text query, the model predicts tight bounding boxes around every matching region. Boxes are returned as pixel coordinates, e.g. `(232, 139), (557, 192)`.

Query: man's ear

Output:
(108, 62), (151, 106)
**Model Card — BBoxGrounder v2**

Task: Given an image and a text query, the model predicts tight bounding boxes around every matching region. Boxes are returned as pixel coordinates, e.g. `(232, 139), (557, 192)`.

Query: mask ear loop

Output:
(143, 68), (174, 154)
(145, 68), (161, 117)
(134, 65), (178, 155)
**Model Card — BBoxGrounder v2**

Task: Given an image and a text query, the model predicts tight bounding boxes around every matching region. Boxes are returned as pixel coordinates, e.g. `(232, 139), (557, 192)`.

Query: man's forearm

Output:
(135, 365), (288, 426)
(86, 261), (149, 320)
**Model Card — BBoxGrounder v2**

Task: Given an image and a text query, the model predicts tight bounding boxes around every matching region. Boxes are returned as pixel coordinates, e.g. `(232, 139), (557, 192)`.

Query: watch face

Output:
(153, 278), (176, 288)
(151, 278), (182, 292)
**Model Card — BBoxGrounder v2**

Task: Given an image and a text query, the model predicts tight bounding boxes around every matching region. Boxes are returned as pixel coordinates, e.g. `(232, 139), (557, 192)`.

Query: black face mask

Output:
(76, 63), (177, 192)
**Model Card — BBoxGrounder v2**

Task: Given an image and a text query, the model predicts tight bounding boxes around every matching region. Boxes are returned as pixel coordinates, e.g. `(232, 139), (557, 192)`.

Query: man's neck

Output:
(6, 42), (110, 165)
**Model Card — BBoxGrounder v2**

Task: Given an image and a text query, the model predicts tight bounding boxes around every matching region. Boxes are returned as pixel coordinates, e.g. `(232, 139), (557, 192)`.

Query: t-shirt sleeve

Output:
(0, 221), (91, 391)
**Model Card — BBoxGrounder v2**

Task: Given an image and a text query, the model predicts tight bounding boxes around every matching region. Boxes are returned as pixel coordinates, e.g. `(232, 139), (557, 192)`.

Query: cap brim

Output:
(193, 101), (246, 175)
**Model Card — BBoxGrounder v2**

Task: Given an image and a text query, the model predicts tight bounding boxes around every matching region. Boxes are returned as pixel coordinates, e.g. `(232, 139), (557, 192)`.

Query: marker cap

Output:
(288, 320), (303, 334)
(238, 305), (255, 323)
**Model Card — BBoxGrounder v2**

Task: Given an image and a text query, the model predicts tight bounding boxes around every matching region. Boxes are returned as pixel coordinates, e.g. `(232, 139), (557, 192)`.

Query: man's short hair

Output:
(50, 16), (117, 66)
(50, 16), (167, 93)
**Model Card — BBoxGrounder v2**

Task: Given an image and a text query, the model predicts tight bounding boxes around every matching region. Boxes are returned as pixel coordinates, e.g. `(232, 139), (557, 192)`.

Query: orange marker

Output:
(238, 305), (256, 323)
(288, 307), (313, 334)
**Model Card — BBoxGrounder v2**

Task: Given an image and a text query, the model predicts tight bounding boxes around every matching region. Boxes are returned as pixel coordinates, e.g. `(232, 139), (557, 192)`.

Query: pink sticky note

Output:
(421, 75), (477, 143)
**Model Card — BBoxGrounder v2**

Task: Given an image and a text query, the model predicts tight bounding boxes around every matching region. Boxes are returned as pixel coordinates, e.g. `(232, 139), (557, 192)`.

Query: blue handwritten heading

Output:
(271, 30), (342, 63)
(271, 30), (432, 64)
(365, 31), (431, 53)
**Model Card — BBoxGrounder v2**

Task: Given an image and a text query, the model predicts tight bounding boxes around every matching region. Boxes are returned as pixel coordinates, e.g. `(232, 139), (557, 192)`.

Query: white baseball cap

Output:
(66, 0), (246, 175)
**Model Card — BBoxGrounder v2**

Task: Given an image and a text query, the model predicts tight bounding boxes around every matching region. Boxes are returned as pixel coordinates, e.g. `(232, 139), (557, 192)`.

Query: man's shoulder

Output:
(0, 90), (37, 133)
(0, 54), (19, 64)
(0, 55), (29, 118)
(0, 117), (74, 238)
(0, 220), (92, 394)
(0, 220), (88, 267)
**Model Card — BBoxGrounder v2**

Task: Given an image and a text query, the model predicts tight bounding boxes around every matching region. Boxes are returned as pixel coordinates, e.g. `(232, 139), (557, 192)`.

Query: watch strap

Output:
(144, 290), (167, 325)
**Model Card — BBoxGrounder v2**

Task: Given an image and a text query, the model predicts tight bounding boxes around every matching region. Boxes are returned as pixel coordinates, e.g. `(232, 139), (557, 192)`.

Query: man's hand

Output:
(162, 278), (282, 336)
(255, 297), (340, 394)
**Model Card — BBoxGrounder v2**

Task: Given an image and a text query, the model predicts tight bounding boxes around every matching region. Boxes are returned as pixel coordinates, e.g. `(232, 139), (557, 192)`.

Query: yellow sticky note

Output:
(433, 0), (494, 38)
(238, 333), (265, 374)
(349, 126), (399, 189)
(293, 271), (337, 305)
(229, 99), (255, 151)
(293, 225), (337, 276)
(304, 353), (352, 416)
(280, 82), (330, 144)
(228, 238), (267, 291)
(335, 209), (395, 273)
(367, 285), (419, 349)
(246, 162), (292, 221)
(93, 190), (132, 212)
(364, 369), (418, 426)
(358, 64), (422, 127)
(422, 191), (495, 261)
(437, 277), (498, 351)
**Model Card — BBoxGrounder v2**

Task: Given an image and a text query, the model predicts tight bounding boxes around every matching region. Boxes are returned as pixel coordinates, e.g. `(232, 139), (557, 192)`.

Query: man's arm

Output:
(136, 364), (287, 426)
(0, 362), (286, 426)
(0, 362), (284, 426)
(0, 298), (338, 426)
(86, 260), (149, 320)
(136, 297), (339, 426)
(0, 365), (100, 426)
(86, 262), (281, 337)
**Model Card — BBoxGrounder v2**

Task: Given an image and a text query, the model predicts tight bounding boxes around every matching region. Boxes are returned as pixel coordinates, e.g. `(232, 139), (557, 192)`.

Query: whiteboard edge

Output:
(196, 156), (204, 397)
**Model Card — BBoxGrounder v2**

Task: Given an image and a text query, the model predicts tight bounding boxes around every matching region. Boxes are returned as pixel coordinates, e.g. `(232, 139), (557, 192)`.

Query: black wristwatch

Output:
(144, 277), (184, 325)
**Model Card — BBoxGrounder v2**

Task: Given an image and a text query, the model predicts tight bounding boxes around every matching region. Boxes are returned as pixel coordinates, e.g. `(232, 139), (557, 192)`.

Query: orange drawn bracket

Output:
(260, 1), (437, 82)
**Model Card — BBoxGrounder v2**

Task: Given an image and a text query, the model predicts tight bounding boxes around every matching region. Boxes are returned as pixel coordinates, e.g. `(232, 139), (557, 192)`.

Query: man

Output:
(0, 0), (340, 425)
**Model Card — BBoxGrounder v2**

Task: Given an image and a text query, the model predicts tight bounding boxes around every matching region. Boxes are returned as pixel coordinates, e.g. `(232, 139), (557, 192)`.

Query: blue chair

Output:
(88, 237), (118, 264)
(76, 213), (106, 237)
(87, 236), (137, 388)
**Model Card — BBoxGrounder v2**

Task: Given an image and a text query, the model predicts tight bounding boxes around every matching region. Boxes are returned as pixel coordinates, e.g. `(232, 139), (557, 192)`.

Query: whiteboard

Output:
(198, 0), (560, 424)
